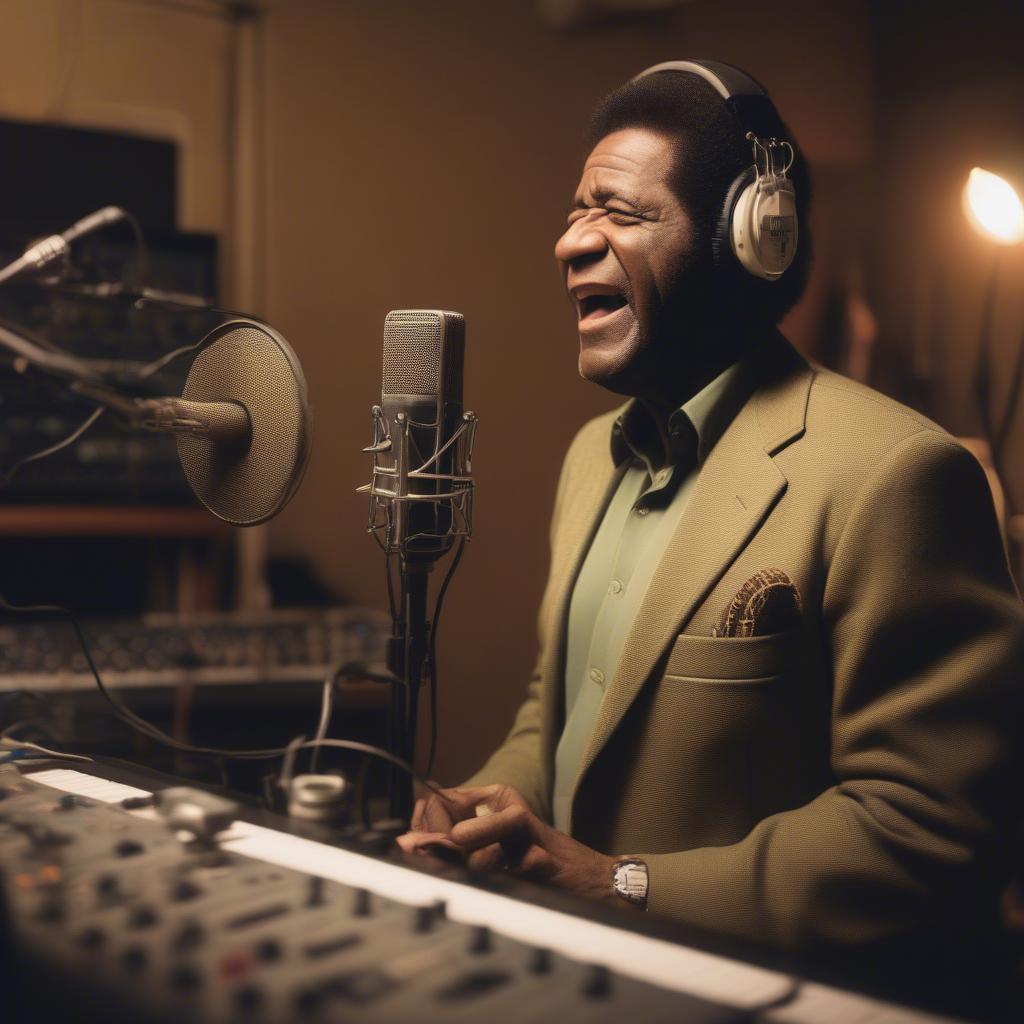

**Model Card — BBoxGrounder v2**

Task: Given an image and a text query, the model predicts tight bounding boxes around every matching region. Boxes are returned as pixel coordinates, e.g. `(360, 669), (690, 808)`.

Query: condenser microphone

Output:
(362, 310), (475, 562)
(0, 207), (128, 286)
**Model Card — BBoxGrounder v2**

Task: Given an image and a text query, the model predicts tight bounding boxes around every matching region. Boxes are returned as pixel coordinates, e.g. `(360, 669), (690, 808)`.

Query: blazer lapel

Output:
(571, 344), (812, 805)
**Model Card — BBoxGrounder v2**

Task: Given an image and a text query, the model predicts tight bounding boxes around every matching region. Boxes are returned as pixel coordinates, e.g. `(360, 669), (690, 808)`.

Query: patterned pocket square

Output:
(714, 568), (802, 638)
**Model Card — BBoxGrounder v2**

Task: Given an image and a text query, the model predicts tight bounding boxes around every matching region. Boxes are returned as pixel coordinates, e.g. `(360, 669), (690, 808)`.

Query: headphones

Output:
(631, 59), (798, 282)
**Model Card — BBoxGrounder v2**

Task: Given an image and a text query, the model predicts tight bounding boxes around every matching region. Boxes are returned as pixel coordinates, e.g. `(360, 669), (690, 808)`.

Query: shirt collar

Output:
(611, 357), (754, 472)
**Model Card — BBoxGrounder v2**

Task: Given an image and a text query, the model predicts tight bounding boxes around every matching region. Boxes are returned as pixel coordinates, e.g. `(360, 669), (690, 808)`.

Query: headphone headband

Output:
(632, 59), (780, 140)
(632, 59), (765, 101)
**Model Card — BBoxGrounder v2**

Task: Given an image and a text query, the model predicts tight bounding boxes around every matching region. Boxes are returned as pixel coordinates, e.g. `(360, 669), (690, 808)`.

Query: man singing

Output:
(398, 61), (1023, 986)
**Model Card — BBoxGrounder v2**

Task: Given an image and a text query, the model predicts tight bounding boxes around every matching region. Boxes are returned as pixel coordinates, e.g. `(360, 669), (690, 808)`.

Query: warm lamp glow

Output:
(963, 167), (1024, 245)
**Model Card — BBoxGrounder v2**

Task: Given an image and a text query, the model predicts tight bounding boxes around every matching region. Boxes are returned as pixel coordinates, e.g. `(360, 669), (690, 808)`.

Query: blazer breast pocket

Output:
(663, 630), (796, 684)
(636, 630), (800, 842)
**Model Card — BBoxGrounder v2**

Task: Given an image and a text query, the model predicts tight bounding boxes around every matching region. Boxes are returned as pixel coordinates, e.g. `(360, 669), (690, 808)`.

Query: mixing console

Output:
(0, 765), (957, 1024)
(0, 607), (388, 691)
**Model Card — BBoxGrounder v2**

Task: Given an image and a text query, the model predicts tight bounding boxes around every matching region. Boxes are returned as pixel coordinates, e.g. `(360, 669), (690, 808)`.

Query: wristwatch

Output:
(611, 859), (649, 909)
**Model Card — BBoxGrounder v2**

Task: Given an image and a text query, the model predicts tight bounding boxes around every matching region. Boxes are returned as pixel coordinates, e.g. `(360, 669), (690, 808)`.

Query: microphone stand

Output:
(361, 406), (476, 823)
(388, 562), (431, 821)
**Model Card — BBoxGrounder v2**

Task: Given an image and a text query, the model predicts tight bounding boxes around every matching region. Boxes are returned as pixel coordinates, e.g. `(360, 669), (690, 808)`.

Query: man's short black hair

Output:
(588, 70), (813, 327)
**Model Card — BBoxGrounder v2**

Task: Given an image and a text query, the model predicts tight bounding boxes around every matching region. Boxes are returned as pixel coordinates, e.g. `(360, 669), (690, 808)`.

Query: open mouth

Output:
(578, 293), (628, 322)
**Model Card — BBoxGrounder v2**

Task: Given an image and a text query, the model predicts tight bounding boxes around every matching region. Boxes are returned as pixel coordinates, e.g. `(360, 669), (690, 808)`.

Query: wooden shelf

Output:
(0, 505), (230, 538)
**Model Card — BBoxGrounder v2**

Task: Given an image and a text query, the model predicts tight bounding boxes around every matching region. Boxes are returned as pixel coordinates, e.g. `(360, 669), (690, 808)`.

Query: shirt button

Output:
(608, 579), (623, 595)
(588, 668), (605, 685)
(655, 469), (669, 483)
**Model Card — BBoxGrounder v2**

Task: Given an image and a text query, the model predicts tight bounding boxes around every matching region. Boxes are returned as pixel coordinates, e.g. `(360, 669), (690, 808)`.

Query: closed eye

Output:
(566, 206), (646, 227)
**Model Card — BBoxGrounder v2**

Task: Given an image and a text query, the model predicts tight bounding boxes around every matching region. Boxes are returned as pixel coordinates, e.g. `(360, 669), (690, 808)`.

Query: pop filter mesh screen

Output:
(177, 323), (310, 526)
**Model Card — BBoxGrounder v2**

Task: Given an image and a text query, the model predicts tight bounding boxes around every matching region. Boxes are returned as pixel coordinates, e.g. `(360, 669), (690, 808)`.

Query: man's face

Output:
(554, 127), (700, 395)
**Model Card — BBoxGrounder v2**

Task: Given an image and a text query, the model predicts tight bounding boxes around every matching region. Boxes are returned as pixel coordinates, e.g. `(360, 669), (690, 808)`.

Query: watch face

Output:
(614, 861), (648, 905)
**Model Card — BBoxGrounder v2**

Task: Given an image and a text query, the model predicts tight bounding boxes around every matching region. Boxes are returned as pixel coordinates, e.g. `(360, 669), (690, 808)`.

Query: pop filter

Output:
(176, 319), (311, 526)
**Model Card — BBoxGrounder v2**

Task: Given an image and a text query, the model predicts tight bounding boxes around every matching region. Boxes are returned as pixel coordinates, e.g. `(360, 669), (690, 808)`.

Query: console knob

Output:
(170, 879), (202, 902)
(95, 872), (119, 897)
(582, 964), (611, 999)
(412, 905), (434, 933)
(255, 937), (282, 962)
(528, 947), (552, 974)
(172, 920), (204, 951)
(79, 927), (106, 950)
(306, 875), (325, 907)
(468, 925), (491, 954)
(352, 888), (372, 917)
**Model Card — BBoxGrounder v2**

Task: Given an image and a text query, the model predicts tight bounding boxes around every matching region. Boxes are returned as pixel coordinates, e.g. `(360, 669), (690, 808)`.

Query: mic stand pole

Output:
(387, 561), (431, 822)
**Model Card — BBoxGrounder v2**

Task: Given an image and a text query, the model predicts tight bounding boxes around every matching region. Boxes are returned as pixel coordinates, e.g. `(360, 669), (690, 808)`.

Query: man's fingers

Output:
(437, 785), (507, 819)
(506, 844), (552, 881)
(466, 842), (507, 873)
(410, 798), (428, 831)
(450, 804), (537, 852)
(395, 830), (463, 857)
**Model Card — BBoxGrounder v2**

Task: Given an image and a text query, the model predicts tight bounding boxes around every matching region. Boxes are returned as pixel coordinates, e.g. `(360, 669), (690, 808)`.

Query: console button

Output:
(170, 879), (202, 902)
(169, 965), (202, 991)
(121, 945), (148, 972)
(128, 905), (158, 929)
(234, 985), (263, 1013)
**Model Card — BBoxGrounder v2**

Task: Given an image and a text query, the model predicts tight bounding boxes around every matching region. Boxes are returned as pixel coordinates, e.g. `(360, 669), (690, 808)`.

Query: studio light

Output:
(963, 167), (1024, 245)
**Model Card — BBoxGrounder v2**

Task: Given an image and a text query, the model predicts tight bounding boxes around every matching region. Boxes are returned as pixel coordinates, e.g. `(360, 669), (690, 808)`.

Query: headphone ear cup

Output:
(712, 166), (757, 274)
(732, 172), (799, 280)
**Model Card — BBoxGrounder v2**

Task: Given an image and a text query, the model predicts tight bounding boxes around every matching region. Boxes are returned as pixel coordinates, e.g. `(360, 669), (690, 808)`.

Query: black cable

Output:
(0, 407), (104, 487)
(425, 536), (466, 779)
(0, 312), (65, 355)
(121, 209), (149, 290)
(384, 547), (398, 623)
(0, 593), (451, 806)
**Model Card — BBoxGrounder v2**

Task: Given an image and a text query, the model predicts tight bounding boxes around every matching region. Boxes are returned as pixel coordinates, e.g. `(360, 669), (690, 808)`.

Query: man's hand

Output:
(395, 783), (533, 857)
(447, 787), (619, 907)
(396, 783), (621, 908)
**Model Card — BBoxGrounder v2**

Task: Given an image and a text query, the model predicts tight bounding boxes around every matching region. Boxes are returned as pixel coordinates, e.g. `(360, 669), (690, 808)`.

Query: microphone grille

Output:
(382, 310), (463, 397)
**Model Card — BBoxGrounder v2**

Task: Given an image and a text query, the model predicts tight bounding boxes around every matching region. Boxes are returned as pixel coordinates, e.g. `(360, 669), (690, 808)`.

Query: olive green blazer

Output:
(466, 335), (1024, 960)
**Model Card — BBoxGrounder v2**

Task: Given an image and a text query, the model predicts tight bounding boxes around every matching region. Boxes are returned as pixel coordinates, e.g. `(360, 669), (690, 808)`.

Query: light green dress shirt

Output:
(552, 359), (756, 833)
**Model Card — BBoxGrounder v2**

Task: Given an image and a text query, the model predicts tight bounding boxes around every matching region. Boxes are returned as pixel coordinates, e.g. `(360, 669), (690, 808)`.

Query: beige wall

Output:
(261, 0), (873, 783)
(0, 0), (236, 286)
